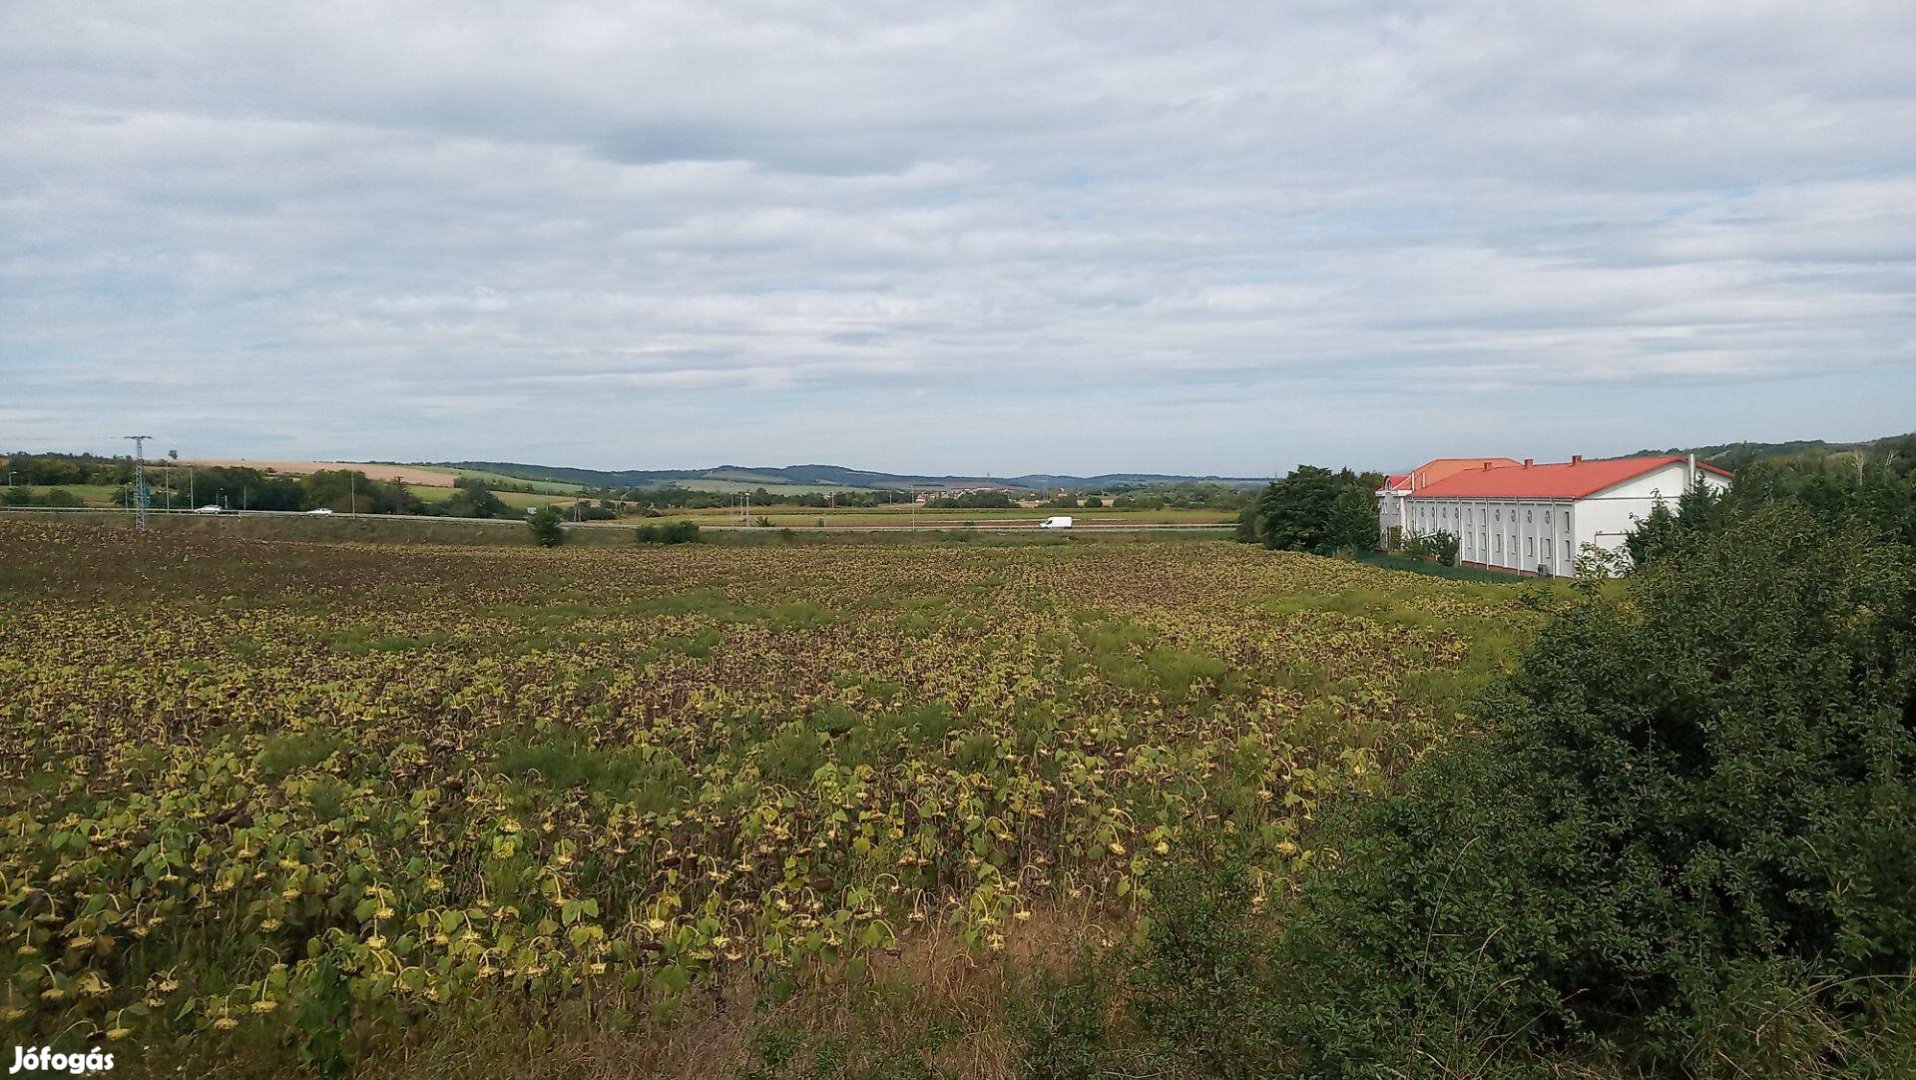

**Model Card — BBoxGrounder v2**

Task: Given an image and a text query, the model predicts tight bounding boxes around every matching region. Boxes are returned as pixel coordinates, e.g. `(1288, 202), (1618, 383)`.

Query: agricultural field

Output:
(658, 479), (886, 496)
(186, 462), (464, 488)
(423, 468), (591, 496)
(0, 523), (1535, 1076)
(404, 484), (557, 512)
(664, 506), (1237, 528)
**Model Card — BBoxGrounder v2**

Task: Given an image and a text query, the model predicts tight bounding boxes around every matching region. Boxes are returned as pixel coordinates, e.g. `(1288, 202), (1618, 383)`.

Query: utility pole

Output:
(124, 435), (153, 532)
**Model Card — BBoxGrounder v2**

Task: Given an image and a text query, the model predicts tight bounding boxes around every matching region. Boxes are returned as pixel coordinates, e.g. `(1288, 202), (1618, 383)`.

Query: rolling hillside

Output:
(1639, 431), (1915, 471)
(415, 460), (1272, 492)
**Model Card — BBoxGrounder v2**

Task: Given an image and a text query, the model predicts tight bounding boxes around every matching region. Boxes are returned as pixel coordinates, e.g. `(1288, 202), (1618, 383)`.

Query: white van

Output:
(1040, 515), (1073, 529)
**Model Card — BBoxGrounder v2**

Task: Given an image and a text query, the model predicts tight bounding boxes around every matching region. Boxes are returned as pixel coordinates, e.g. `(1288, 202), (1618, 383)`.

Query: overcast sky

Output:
(3, 2), (1912, 476)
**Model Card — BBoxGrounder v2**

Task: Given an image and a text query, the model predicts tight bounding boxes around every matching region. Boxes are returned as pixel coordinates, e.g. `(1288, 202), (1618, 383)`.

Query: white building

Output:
(1377, 457), (1521, 548)
(1399, 455), (1733, 576)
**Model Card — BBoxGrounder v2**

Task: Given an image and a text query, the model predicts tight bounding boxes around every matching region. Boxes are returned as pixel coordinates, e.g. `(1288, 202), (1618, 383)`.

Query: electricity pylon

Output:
(125, 435), (154, 531)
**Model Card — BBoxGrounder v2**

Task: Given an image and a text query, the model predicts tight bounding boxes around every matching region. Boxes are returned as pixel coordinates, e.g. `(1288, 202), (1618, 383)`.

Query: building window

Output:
(1526, 537), (1534, 558)
(1563, 539), (1571, 561)
(1543, 510), (1551, 525)
(1526, 510), (1533, 523)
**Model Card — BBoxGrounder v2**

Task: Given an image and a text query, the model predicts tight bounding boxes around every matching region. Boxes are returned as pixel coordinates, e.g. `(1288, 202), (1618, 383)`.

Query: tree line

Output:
(1629, 447), (1916, 566)
(0, 454), (526, 518)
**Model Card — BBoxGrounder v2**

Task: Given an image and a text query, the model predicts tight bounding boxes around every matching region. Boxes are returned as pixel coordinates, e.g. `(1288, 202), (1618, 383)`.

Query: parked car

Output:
(306, 508), (334, 515)
(194, 505), (223, 515)
(1040, 515), (1074, 529)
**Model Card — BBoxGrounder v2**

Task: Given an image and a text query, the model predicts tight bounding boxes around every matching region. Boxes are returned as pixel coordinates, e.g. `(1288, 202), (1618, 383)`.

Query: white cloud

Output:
(2, 0), (1912, 472)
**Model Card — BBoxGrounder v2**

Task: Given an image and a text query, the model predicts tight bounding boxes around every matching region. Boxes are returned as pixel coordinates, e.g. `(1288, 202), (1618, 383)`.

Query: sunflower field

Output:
(0, 523), (1531, 1074)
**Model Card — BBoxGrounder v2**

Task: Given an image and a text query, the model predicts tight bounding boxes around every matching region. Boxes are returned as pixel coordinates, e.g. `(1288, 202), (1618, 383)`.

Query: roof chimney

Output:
(1523, 458), (1534, 468)
(1571, 454), (1583, 465)
(1482, 461), (1492, 471)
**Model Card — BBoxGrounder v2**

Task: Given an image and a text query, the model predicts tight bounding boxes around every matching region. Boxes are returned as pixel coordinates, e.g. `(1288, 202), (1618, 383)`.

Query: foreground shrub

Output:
(1128, 852), (1284, 1077)
(527, 506), (565, 547)
(1009, 844), (1285, 1079)
(1276, 504), (1916, 1072)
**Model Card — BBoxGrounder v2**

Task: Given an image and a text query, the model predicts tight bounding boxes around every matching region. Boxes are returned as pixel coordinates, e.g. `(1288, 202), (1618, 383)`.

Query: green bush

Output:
(1016, 971), (1111, 1079)
(634, 521), (701, 544)
(1127, 853), (1283, 1077)
(1401, 528), (1460, 566)
(1274, 504), (1916, 1072)
(1007, 840), (1285, 1079)
(444, 479), (508, 519)
(527, 506), (565, 547)
(0, 487), (84, 508)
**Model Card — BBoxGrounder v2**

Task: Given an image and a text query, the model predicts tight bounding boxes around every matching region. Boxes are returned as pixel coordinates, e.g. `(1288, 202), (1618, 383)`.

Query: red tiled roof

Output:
(1411, 456), (1732, 500)
(1382, 457), (1523, 492)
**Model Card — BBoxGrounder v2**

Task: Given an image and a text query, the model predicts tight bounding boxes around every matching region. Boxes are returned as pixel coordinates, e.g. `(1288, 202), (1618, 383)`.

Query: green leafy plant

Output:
(528, 506), (565, 547)
(1275, 504), (1916, 1073)
(1401, 529), (1459, 566)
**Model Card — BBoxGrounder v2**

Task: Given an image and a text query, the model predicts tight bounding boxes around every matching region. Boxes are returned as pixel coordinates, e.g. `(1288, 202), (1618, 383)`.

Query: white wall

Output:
(1377, 490), (1405, 544)
(1571, 462), (1731, 563)
(1406, 496), (1575, 574)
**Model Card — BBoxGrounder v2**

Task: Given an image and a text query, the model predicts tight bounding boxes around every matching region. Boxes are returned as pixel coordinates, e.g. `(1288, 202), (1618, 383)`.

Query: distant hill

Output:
(417, 461), (1272, 493)
(1637, 431), (1915, 472)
